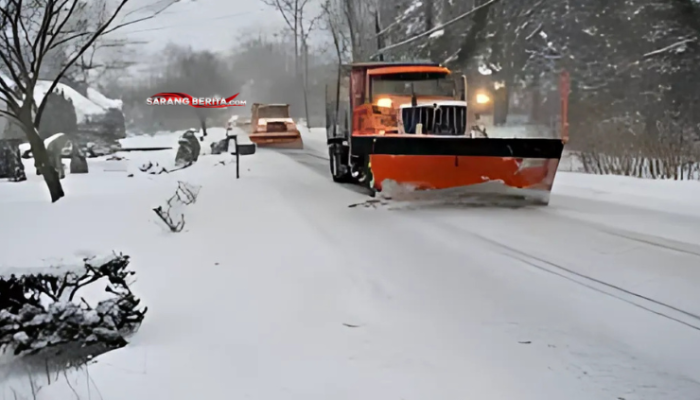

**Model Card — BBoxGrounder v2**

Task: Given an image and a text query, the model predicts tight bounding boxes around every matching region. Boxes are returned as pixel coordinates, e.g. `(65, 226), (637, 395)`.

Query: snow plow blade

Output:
(353, 136), (565, 203)
(249, 132), (304, 149)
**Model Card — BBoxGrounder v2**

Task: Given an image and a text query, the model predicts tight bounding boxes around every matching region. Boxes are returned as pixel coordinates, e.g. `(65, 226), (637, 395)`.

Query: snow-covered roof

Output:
(34, 81), (118, 123)
(87, 87), (123, 110)
(0, 76), (121, 136)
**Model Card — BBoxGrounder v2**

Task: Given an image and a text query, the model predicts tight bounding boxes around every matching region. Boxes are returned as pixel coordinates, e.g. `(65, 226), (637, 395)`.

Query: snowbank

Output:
(553, 171), (700, 218)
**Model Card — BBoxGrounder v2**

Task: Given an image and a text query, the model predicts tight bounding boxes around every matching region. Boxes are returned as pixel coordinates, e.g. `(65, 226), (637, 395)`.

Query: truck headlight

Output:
(475, 93), (490, 104)
(376, 98), (392, 107)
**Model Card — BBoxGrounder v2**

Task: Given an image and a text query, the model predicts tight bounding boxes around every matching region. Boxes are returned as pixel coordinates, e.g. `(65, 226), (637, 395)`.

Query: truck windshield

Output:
(370, 72), (454, 99)
(258, 106), (290, 118)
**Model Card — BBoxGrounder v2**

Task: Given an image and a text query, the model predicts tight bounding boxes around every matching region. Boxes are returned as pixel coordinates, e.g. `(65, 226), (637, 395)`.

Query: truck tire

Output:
(329, 144), (350, 182)
(357, 157), (376, 197)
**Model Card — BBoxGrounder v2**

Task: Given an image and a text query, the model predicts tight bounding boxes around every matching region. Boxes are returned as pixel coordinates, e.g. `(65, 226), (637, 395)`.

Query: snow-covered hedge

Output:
(0, 254), (147, 357)
(560, 148), (700, 180)
(571, 151), (700, 180)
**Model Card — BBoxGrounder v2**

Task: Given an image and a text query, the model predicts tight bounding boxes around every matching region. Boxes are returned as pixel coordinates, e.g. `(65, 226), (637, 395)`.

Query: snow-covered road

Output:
(2, 127), (699, 400)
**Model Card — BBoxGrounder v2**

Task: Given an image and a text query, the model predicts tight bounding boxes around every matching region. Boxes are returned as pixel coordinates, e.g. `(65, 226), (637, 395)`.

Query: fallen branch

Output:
(152, 181), (201, 232)
(152, 205), (185, 232)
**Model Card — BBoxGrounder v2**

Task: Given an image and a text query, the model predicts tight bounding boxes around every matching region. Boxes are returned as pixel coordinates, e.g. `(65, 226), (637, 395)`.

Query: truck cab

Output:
(326, 62), (495, 141)
(326, 61), (478, 182)
(350, 63), (466, 136)
(361, 64), (465, 136)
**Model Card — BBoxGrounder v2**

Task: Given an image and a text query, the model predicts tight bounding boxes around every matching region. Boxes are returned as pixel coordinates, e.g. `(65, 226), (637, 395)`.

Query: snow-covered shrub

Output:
(0, 254), (147, 357)
(573, 122), (700, 180)
(104, 108), (127, 138)
(174, 130), (201, 167)
(0, 139), (26, 181)
(37, 91), (78, 140)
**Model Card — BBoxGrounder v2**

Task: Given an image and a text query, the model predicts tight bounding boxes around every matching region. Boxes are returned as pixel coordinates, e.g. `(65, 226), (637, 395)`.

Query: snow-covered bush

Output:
(0, 254), (147, 357)
(572, 123), (700, 180)
(174, 130), (201, 167)
(37, 91), (78, 140)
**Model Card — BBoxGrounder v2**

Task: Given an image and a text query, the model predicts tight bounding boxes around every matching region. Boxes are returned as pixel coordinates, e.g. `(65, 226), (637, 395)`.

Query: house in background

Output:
(34, 81), (126, 148)
(0, 80), (125, 179)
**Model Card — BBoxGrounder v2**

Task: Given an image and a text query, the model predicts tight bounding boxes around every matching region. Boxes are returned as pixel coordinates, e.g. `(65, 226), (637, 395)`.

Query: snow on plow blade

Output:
(249, 132), (304, 149)
(354, 136), (564, 204)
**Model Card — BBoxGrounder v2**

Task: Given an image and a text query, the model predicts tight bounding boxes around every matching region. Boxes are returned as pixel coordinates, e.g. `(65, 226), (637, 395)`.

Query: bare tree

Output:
(260, 0), (305, 74)
(161, 45), (241, 136)
(260, 0), (322, 126)
(322, 0), (350, 66)
(299, 8), (323, 126)
(42, 1), (148, 89)
(321, 0), (350, 130)
(72, 38), (145, 87)
(339, 0), (357, 59)
(0, 0), (179, 202)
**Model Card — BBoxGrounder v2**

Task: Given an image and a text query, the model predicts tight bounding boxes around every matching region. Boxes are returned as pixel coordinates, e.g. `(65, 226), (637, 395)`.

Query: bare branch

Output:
(37, 0), (142, 126)
(260, 0), (296, 34)
(371, 0), (502, 59)
(643, 37), (697, 58)
(102, 0), (175, 35)
(372, 7), (412, 39)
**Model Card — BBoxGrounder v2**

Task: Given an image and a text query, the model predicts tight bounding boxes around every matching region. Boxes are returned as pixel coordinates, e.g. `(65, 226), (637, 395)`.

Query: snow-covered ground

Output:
(1, 125), (699, 400)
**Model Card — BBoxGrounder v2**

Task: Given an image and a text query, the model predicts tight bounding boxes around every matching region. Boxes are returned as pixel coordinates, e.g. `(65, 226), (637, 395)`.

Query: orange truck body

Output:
(249, 103), (303, 149)
(325, 61), (569, 204)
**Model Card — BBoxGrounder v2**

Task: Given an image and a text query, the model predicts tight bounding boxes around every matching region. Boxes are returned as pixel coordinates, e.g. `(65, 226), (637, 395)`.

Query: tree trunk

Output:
(424, 0), (434, 31)
(21, 111), (64, 202)
(302, 41), (311, 128)
(375, 10), (384, 61)
(343, 0), (358, 59)
(294, 12), (300, 76)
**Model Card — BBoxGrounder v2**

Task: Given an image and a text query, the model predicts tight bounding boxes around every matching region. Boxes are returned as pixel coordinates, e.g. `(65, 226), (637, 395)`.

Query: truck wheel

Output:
(356, 158), (376, 197)
(329, 145), (350, 182)
(354, 157), (373, 188)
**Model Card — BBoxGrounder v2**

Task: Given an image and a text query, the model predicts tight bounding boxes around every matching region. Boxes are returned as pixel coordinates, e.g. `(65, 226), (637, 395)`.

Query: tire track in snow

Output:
(538, 207), (700, 259)
(275, 148), (700, 331)
(276, 150), (374, 196)
(599, 228), (700, 258)
(261, 155), (700, 397)
(421, 218), (700, 333)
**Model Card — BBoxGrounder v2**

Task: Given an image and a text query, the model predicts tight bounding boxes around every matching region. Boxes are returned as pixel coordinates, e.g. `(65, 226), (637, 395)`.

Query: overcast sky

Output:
(113, 0), (288, 53)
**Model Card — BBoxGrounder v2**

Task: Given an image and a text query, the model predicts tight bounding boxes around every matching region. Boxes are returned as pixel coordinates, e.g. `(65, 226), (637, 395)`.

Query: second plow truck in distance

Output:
(248, 103), (304, 149)
(324, 61), (570, 205)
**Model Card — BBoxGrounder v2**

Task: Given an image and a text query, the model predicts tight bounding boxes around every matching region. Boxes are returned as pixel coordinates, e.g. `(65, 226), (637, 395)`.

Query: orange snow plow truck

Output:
(249, 103), (303, 149)
(325, 61), (570, 204)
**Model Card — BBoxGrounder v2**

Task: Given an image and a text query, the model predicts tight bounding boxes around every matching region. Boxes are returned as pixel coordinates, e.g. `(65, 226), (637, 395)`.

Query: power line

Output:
(122, 10), (266, 34)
